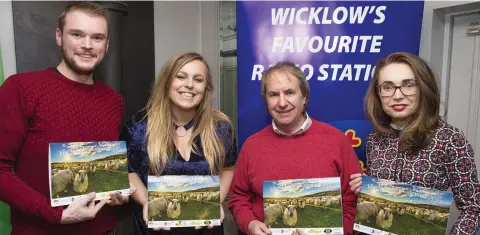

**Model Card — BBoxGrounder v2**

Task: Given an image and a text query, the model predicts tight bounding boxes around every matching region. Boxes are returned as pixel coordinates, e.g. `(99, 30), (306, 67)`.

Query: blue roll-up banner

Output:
(236, 1), (424, 172)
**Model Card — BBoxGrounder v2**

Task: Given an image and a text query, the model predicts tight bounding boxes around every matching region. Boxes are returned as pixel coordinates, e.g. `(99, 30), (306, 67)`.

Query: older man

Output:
(228, 61), (361, 235)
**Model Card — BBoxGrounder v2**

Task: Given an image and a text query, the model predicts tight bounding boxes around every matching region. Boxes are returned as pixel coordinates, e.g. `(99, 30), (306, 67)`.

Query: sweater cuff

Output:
(238, 212), (258, 234)
(44, 206), (64, 224)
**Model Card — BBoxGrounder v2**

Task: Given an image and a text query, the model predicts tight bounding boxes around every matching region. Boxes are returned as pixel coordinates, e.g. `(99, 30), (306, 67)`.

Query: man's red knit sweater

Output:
(0, 68), (124, 235)
(228, 120), (361, 235)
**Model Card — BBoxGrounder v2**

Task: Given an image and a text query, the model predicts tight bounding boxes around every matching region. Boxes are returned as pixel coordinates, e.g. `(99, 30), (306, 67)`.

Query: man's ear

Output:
(55, 28), (62, 46)
(106, 40), (110, 53)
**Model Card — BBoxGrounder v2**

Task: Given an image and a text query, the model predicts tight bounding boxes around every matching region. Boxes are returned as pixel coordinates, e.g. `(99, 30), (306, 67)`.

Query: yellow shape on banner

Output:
(345, 129), (362, 148)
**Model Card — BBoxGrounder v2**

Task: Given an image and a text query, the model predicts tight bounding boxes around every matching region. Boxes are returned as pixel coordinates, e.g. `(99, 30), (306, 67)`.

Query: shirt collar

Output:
(390, 123), (404, 131)
(272, 112), (312, 136)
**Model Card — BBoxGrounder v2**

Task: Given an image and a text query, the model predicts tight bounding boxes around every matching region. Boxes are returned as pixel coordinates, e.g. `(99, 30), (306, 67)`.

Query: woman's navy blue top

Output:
(120, 111), (238, 235)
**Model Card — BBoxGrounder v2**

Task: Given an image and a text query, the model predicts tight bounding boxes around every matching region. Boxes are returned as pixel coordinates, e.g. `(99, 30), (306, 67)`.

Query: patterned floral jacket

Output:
(366, 120), (480, 235)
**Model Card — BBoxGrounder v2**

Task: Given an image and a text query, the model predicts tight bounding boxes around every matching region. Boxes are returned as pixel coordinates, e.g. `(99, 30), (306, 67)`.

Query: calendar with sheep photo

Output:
(48, 141), (130, 207)
(262, 177), (344, 235)
(354, 176), (453, 235)
(147, 175), (221, 228)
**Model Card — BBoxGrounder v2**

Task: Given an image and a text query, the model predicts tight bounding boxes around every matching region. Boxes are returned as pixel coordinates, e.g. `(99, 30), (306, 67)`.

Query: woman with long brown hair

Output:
(350, 52), (479, 234)
(121, 52), (237, 235)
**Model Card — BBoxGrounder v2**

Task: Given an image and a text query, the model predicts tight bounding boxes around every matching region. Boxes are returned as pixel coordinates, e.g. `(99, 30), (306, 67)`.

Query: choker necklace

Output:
(174, 119), (194, 137)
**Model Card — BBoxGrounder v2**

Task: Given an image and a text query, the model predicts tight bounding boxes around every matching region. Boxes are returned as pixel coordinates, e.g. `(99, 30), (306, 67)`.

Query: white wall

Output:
(0, 0), (17, 78)
(153, 1), (220, 108)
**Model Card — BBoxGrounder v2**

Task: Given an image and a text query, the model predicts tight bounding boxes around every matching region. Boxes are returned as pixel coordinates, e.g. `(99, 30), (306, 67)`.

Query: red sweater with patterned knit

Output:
(228, 120), (361, 235)
(0, 68), (124, 235)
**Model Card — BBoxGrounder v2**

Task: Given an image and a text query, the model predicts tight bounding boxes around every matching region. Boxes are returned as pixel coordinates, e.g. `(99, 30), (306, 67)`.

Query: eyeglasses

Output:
(377, 82), (418, 97)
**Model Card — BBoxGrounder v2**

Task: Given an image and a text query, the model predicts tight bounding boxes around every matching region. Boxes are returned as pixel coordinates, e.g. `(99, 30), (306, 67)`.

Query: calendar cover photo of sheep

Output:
(48, 141), (130, 207)
(147, 175), (221, 228)
(354, 176), (453, 235)
(263, 177), (343, 235)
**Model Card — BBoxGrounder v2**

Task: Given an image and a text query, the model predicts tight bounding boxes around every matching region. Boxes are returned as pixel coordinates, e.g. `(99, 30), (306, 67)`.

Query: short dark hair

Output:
(58, 2), (110, 38)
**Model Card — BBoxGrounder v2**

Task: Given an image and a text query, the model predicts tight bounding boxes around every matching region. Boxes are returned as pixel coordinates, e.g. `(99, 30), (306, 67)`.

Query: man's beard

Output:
(61, 45), (100, 76)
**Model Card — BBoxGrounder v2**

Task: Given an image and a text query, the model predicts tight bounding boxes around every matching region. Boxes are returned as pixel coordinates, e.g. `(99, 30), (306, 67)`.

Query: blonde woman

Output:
(121, 52), (237, 235)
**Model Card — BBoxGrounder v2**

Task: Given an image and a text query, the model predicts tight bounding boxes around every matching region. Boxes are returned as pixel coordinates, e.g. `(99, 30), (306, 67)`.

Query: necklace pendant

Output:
(176, 126), (187, 137)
